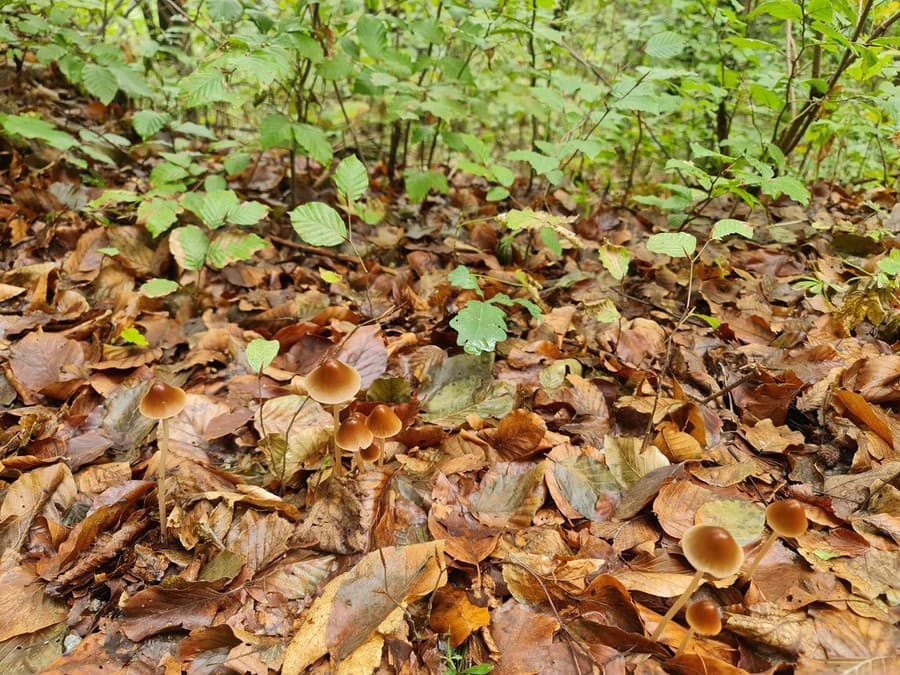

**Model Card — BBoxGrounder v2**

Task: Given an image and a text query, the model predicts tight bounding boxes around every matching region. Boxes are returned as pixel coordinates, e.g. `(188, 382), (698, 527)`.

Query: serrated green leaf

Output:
(132, 110), (169, 140)
(82, 63), (118, 105)
(247, 338), (280, 374)
(357, 14), (387, 56)
(450, 300), (508, 355)
(761, 176), (810, 204)
(485, 186), (509, 201)
(208, 0), (243, 22)
(261, 114), (293, 150)
(228, 200), (268, 226)
(206, 232), (267, 269)
(598, 243), (630, 280)
(404, 170), (448, 203)
(877, 250), (900, 276)
(150, 162), (189, 188)
(137, 198), (180, 237)
(540, 227), (562, 256)
(289, 202), (347, 246)
(335, 155), (368, 203)
(173, 122), (217, 140)
(448, 265), (480, 291)
(118, 327), (148, 346)
(223, 151), (251, 175)
(292, 123), (332, 165)
(169, 225), (209, 270)
(2, 114), (77, 150)
(140, 278), (179, 297)
(646, 232), (696, 258)
(194, 189), (239, 228)
(644, 31), (687, 59)
(180, 70), (229, 108)
(712, 219), (754, 240)
(512, 298), (542, 318)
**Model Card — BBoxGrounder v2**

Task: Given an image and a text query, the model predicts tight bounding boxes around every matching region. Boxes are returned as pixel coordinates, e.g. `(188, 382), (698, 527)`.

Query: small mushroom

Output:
(650, 524), (743, 642)
(359, 442), (382, 463)
(139, 381), (186, 544)
(675, 599), (722, 657)
(304, 358), (361, 477)
(336, 413), (374, 470)
(744, 499), (808, 580)
(365, 404), (402, 466)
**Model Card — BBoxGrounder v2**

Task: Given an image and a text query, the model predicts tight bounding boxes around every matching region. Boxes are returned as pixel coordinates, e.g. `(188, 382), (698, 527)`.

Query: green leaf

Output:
(512, 298), (542, 318)
(140, 278), (179, 297)
(644, 31), (687, 59)
(485, 186), (509, 201)
(692, 313), (722, 329)
(169, 225), (209, 270)
(750, 0), (803, 21)
(598, 243), (630, 280)
(505, 150), (560, 176)
(150, 162), (189, 187)
(246, 338), (280, 374)
(261, 114), (293, 150)
(132, 110), (170, 140)
(292, 123), (332, 165)
(450, 301), (508, 355)
(228, 200), (268, 226)
(448, 265), (480, 292)
(357, 14), (387, 56)
(646, 232), (697, 258)
(180, 70), (229, 108)
(137, 198), (180, 237)
(206, 232), (267, 269)
(335, 155), (368, 204)
(760, 176), (810, 204)
(173, 122), (217, 140)
(195, 189), (239, 228)
(539, 227), (562, 256)
(2, 114), (77, 150)
(208, 0), (243, 22)
(223, 152), (251, 175)
(118, 327), (148, 346)
(81, 63), (118, 104)
(289, 202), (347, 246)
(877, 250), (900, 276)
(96, 247), (120, 256)
(319, 268), (342, 283)
(405, 170), (449, 203)
(712, 219), (754, 241)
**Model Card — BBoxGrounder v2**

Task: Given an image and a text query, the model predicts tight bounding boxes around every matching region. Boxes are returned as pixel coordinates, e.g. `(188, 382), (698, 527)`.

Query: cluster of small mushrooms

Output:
(138, 361), (815, 663)
(649, 499), (810, 657)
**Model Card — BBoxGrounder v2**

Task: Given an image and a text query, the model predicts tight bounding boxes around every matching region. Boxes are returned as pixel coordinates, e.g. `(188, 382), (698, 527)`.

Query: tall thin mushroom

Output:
(304, 358), (361, 477)
(650, 524), (743, 642)
(744, 499), (808, 580)
(139, 381), (186, 544)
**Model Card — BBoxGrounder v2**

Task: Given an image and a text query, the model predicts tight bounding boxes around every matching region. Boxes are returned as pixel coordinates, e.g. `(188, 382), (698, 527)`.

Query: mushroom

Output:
(650, 524), (743, 641)
(365, 404), (402, 466)
(675, 599), (722, 657)
(359, 441), (382, 463)
(335, 413), (374, 470)
(304, 358), (361, 477)
(139, 381), (186, 544)
(744, 499), (808, 580)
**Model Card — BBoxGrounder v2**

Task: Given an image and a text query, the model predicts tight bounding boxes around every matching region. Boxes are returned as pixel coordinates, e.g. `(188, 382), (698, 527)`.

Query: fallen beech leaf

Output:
(652, 478), (718, 538)
(695, 498), (765, 546)
(0, 462), (77, 552)
(428, 585), (490, 647)
(227, 509), (294, 573)
(336, 324), (388, 388)
(799, 607), (900, 673)
(834, 390), (895, 447)
(739, 418), (806, 455)
(0, 620), (66, 673)
(841, 355), (900, 404)
(604, 436), (670, 491)
(122, 579), (229, 641)
(469, 460), (546, 528)
(725, 603), (820, 658)
(282, 541), (446, 673)
(822, 461), (900, 520)
(254, 394), (332, 482)
(8, 330), (85, 402)
(482, 408), (547, 460)
(0, 561), (67, 642)
(545, 445), (620, 521)
(666, 653), (746, 674)
(429, 473), (499, 564)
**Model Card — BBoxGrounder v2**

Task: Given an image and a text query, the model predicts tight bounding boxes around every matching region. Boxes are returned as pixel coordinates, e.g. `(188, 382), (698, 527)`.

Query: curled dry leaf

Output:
(0, 462), (77, 553)
(428, 473), (499, 565)
(545, 444), (620, 521)
(481, 408), (547, 460)
(122, 579), (230, 641)
(8, 331), (85, 402)
(469, 460), (546, 529)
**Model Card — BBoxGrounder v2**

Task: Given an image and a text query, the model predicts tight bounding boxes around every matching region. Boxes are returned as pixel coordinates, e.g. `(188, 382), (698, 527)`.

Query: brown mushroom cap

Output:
(366, 404), (402, 439)
(139, 381), (186, 420)
(685, 600), (722, 636)
(304, 358), (361, 405)
(766, 499), (808, 538)
(359, 442), (382, 463)
(335, 413), (374, 451)
(681, 524), (744, 578)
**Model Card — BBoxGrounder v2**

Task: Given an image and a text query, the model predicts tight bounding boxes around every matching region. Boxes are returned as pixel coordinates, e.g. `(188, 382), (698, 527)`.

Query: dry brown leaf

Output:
(652, 478), (718, 538)
(482, 408), (547, 460)
(121, 579), (230, 641)
(739, 418), (806, 455)
(0, 561), (67, 642)
(545, 444), (620, 521)
(429, 473), (499, 564)
(604, 436), (670, 491)
(841, 355), (900, 404)
(282, 541), (446, 673)
(7, 330), (85, 402)
(428, 585), (490, 647)
(0, 462), (76, 553)
(834, 389), (895, 448)
(226, 509), (294, 573)
(470, 460), (546, 528)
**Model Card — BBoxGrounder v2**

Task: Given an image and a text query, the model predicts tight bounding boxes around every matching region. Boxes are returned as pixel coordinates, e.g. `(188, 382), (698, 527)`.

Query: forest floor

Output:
(1, 66), (899, 674)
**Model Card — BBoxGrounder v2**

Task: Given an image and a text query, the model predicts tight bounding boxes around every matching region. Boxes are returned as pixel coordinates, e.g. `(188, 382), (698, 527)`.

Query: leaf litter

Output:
(0, 78), (898, 675)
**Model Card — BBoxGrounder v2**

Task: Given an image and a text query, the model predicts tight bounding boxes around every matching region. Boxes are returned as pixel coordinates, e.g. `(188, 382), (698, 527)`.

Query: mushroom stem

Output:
(650, 569), (704, 642)
(744, 530), (778, 580)
(331, 405), (342, 477)
(674, 626), (695, 658)
(158, 418), (170, 545)
(377, 438), (385, 467)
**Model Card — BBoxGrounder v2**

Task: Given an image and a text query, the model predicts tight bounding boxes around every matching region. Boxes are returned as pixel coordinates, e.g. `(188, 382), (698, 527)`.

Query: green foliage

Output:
(442, 641), (493, 675)
(246, 339), (280, 374)
(449, 265), (541, 355)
